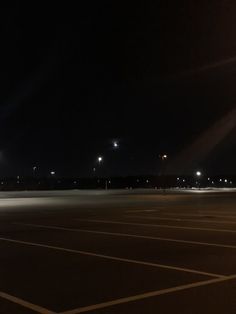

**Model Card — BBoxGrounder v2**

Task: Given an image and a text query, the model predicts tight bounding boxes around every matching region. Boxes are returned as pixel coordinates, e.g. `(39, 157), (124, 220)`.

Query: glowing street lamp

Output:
(113, 141), (118, 148)
(159, 154), (168, 190)
(97, 156), (103, 163)
(195, 171), (202, 189)
(159, 154), (168, 161)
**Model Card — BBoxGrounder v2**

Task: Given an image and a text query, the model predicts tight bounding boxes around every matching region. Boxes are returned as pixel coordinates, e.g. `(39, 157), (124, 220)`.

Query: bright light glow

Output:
(98, 156), (103, 163)
(196, 171), (202, 177)
(160, 154), (168, 160)
(224, 179), (228, 183)
(113, 141), (118, 148)
(50, 171), (55, 175)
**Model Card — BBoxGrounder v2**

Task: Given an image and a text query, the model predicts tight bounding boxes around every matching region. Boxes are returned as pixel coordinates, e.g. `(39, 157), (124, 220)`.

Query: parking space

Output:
(0, 189), (236, 313)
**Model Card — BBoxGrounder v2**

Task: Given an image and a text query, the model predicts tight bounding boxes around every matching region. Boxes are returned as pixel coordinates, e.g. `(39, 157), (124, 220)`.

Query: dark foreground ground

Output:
(0, 188), (236, 314)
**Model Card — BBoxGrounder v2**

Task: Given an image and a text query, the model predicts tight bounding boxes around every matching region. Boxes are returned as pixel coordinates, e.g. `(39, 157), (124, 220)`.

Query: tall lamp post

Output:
(195, 171), (202, 189)
(96, 156), (105, 189)
(159, 154), (168, 189)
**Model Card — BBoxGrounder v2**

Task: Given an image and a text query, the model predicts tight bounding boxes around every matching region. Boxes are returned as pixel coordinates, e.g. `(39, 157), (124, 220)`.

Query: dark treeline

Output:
(0, 175), (234, 191)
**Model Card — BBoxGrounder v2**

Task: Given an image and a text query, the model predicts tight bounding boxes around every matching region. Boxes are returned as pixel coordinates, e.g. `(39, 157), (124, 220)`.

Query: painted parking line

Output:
(0, 236), (223, 278)
(74, 218), (236, 233)
(60, 274), (236, 314)
(127, 215), (236, 225)
(125, 209), (159, 213)
(0, 291), (55, 314)
(16, 222), (236, 250)
(159, 212), (236, 219)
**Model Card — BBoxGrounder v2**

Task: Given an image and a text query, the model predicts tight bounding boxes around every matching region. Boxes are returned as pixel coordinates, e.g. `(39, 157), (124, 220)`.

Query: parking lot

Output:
(0, 189), (236, 313)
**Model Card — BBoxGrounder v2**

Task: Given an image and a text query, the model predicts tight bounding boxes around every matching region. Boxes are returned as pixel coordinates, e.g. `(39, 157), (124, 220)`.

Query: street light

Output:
(159, 154), (168, 161)
(97, 156), (103, 163)
(159, 154), (168, 190)
(195, 171), (202, 189)
(113, 141), (118, 148)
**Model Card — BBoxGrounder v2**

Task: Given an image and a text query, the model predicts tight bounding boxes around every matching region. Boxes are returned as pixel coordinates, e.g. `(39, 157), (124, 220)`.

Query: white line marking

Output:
(159, 212), (236, 219)
(17, 222), (236, 250)
(0, 291), (55, 314)
(75, 218), (236, 233)
(0, 236), (222, 278)
(60, 274), (236, 314)
(125, 209), (158, 213)
(128, 215), (236, 225)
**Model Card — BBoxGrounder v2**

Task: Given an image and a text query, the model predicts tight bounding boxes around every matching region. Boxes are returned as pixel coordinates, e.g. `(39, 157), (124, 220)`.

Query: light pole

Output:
(159, 154), (168, 189)
(33, 166), (37, 176)
(96, 156), (105, 189)
(195, 171), (202, 189)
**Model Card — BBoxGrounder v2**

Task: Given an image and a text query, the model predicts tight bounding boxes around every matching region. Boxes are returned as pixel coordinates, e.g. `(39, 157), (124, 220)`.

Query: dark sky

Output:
(1, 1), (236, 177)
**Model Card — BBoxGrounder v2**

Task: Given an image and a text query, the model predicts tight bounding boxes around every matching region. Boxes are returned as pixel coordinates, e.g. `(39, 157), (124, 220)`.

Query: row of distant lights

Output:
(177, 171), (233, 185)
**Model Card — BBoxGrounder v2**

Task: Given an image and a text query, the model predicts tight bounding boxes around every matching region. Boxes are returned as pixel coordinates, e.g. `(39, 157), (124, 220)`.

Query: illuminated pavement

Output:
(0, 189), (236, 313)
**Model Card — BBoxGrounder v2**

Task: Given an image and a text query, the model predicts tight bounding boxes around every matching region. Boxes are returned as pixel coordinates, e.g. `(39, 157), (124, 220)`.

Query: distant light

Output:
(212, 181), (214, 184)
(146, 180), (149, 183)
(93, 167), (96, 172)
(224, 179), (228, 183)
(160, 154), (168, 160)
(207, 177), (210, 181)
(196, 171), (202, 177)
(113, 141), (118, 148)
(219, 179), (222, 182)
(177, 177), (180, 181)
(183, 179), (186, 182)
(50, 171), (56, 175)
(98, 156), (103, 163)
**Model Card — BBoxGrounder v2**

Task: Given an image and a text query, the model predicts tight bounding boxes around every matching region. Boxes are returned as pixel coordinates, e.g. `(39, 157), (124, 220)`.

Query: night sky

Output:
(1, 1), (236, 177)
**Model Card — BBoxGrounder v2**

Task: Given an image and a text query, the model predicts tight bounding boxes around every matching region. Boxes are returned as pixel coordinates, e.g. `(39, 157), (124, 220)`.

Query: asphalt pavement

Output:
(0, 189), (236, 313)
